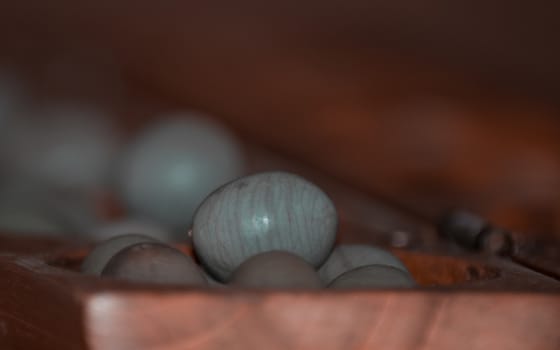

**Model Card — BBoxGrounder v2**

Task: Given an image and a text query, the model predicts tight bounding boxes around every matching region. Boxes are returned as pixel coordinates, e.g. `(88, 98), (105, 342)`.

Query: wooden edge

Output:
(82, 288), (560, 350)
(1, 249), (558, 350)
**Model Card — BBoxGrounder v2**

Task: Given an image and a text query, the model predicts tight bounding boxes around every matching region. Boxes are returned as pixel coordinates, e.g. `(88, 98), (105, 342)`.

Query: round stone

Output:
(115, 114), (244, 230)
(87, 219), (175, 242)
(101, 242), (207, 286)
(203, 271), (226, 288)
(230, 251), (322, 289)
(438, 209), (488, 249)
(81, 234), (158, 275)
(193, 171), (338, 281)
(319, 244), (410, 284)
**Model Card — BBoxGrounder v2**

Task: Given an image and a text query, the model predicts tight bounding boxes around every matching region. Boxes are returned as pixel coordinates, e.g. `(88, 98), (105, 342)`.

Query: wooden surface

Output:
(85, 290), (560, 350)
(0, 235), (559, 350)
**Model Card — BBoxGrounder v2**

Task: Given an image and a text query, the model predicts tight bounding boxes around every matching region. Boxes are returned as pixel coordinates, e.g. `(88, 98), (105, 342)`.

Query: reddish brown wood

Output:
(0, 168), (558, 350)
(0, 238), (558, 350)
(512, 234), (560, 280)
(0, 133), (558, 349)
(84, 291), (560, 350)
(0, 235), (77, 255)
(0, 150), (558, 349)
(0, 255), (87, 350)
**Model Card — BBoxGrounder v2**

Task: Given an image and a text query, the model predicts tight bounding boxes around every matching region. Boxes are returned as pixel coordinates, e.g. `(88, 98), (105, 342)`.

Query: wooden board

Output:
(0, 235), (558, 350)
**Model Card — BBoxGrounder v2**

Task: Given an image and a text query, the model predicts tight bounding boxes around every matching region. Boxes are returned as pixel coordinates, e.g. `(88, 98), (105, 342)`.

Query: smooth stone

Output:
(193, 171), (338, 281)
(81, 234), (158, 275)
(328, 265), (416, 289)
(319, 244), (410, 284)
(101, 242), (207, 286)
(87, 219), (175, 242)
(437, 209), (488, 249)
(115, 114), (244, 231)
(230, 251), (323, 289)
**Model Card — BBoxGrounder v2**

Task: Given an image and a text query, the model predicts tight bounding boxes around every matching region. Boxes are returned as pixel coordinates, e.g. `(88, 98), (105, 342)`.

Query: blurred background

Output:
(0, 1), (559, 242)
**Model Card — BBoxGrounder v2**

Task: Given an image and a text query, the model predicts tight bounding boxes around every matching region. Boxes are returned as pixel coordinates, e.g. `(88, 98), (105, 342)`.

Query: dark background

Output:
(1, 0), (559, 236)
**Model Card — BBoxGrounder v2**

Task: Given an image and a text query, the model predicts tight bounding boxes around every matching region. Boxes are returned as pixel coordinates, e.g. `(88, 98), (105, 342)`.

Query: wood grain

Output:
(85, 290), (560, 350)
(0, 255), (87, 350)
